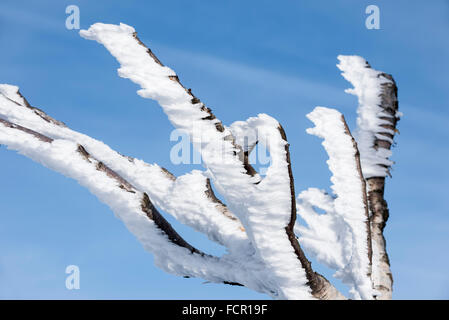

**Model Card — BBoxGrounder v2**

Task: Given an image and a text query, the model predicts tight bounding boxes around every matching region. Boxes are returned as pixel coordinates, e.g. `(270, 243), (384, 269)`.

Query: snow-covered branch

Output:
(79, 23), (344, 300)
(337, 56), (400, 299)
(0, 85), (248, 253)
(0, 116), (226, 280)
(0, 86), (277, 296)
(336, 56), (400, 179)
(304, 107), (372, 299)
(0, 24), (400, 300)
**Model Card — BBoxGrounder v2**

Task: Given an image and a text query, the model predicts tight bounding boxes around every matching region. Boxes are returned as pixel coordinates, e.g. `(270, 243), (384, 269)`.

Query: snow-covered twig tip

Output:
(337, 55), (400, 179)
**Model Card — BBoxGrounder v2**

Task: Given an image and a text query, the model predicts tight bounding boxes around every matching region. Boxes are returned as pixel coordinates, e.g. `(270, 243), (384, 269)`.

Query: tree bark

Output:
(367, 72), (399, 300)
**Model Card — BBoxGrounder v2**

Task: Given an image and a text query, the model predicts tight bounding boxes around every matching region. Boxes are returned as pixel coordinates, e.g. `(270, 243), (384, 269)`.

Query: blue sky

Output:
(0, 0), (448, 299)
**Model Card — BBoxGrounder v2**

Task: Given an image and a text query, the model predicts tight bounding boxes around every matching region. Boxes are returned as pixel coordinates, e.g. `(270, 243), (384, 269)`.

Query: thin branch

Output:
(141, 192), (203, 255)
(279, 124), (346, 300)
(306, 106), (373, 299)
(77, 143), (205, 254)
(0, 118), (53, 143)
(204, 178), (240, 223)
(341, 115), (373, 271)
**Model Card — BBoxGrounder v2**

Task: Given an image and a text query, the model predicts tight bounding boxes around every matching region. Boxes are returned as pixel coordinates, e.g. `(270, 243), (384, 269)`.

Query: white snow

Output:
(0, 123), (242, 285)
(229, 119), (259, 152)
(0, 86), (277, 297)
(337, 55), (399, 178)
(1, 25), (396, 300)
(0, 84), (27, 106)
(0, 86), (247, 252)
(296, 188), (352, 271)
(79, 23), (314, 299)
(239, 114), (312, 299)
(305, 106), (373, 299)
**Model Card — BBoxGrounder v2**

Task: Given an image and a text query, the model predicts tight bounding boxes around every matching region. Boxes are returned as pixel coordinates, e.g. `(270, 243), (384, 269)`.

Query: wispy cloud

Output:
(152, 43), (348, 108)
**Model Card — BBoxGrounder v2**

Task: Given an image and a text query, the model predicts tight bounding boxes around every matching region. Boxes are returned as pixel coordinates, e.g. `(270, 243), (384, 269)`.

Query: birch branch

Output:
(366, 74), (398, 300)
(337, 56), (400, 299)
(306, 107), (373, 299)
(278, 124), (346, 300)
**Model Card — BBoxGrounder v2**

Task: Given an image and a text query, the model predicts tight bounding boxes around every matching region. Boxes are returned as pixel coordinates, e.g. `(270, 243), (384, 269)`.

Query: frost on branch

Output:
(337, 56), (399, 299)
(0, 23), (399, 300)
(79, 23), (341, 299)
(296, 188), (352, 271)
(0, 86), (276, 296)
(301, 107), (372, 299)
(337, 56), (400, 178)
